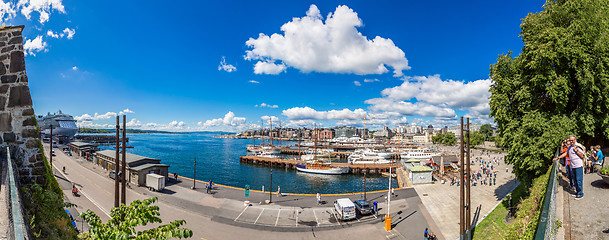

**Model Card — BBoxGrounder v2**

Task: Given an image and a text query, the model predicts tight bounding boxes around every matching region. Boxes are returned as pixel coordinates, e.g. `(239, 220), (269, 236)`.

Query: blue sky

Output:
(2, 0), (545, 132)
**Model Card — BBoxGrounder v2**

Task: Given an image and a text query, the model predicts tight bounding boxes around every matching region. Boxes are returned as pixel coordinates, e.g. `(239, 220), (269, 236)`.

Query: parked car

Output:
(353, 199), (373, 215)
(109, 170), (122, 181)
(51, 150), (56, 156)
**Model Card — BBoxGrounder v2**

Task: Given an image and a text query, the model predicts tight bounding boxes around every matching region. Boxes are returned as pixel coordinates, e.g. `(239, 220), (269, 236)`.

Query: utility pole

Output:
(466, 118), (471, 238)
(114, 116), (120, 208)
(298, 129), (302, 160)
(121, 115), (127, 205)
(192, 156), (196, 189)
(269, 168), (273, 203)
(459, 117), (465, 239)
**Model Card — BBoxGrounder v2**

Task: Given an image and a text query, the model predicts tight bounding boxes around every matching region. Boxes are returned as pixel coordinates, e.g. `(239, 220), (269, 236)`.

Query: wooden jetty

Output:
(279, 148), (351, 159)
(239, 156), (399, 174)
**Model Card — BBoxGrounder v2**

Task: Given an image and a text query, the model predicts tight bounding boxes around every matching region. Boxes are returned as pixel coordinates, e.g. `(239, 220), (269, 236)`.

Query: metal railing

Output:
(4, 147), (29, 239)
(534, 149), (560, 240)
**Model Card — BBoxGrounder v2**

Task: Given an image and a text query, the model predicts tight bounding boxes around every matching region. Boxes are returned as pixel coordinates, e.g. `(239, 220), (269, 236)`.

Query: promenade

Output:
(46, 145), (443, 240)
(414, 146), (515, 240)
(558, 163), (609, 239)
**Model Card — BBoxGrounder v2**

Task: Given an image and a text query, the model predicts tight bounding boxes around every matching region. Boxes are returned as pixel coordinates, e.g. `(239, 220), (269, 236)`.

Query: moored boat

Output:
(296, 160), (349, 175)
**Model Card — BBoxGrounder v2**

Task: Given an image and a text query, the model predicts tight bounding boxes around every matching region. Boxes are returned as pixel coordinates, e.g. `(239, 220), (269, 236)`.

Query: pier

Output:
(239, 156), (399, 174)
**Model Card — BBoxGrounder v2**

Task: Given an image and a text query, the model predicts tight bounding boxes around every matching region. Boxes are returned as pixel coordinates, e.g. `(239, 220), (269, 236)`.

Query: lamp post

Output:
(49, 126), (53, 169)
(192, 156), (197, 189)
(269, 168), (273, 203)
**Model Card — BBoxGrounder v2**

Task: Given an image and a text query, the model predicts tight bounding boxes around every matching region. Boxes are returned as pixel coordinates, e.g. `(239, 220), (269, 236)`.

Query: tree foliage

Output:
(479, 124), (493, 141)
(489, 0), (609, 185)
(433, 132), (457, 145)
(80, 197), (193, 240)
(469, 131), (485, 147)
(22, 184), (78, 239)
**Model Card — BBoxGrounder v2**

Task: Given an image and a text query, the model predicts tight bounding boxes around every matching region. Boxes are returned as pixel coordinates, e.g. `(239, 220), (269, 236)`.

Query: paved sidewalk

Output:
(559, 164), (609, 240)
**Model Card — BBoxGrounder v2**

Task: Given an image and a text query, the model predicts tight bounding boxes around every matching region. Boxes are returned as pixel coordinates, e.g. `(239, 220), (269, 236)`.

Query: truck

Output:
(146, 173), (165, 192)
(334, 198), (356, 221)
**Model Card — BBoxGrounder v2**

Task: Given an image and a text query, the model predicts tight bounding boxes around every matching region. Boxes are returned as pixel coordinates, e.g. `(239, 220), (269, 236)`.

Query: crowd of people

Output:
(554, 135), (605, 200)
(450, 154), (505, 188)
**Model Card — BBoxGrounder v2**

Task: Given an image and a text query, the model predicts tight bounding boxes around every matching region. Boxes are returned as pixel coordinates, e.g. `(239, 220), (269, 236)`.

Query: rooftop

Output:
(95, 149), (160, 165)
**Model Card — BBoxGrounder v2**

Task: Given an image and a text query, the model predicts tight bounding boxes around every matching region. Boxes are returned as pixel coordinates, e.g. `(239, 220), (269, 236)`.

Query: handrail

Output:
(534, 148), (560, 240)
(6, 146), (29, 239)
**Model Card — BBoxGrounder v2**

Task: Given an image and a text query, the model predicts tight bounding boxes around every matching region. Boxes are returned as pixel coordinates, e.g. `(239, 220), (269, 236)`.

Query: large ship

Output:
(37, 110), (78, 139)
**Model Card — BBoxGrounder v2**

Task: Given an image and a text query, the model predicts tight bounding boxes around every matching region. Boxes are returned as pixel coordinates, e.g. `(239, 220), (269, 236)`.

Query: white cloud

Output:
(282, 107), (367, 120)
(125, 118), (142, 127)
(76, 121), (110, 129)
(0, 1), (16, 22)
(218, 56), (237, 72)
(46, 29), (59, 38)
(245, 4), (409, 77)
(202, 111), (247, 128)
(364, 78), (380, 83)
(169, 120), (186, 128)
(18, 0), (66, 23)
(62, 27), (75, 39)
(365, 74), (491, 118)
(353, 81), (361, 86)
(261, 115), (280, 122)
(255, 103), (278, 108)
(118, 108), (135, 115)
(248, 80), (260, 84)
(23, 35), (47, 56)
(253, 61), (286, 75)
(72, 66), (78, 71)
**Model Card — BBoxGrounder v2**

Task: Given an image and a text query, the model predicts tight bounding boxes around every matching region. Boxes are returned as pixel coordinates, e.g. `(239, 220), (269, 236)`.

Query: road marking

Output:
(313, 209), (319, 226)
(331, 208), (341, 225)
(52, 163), (111, 218)
(295, 208), (298, 226)
(254, 208), (265, 224)
(234, 205), (249, 221)
(275, 209), (281, 226)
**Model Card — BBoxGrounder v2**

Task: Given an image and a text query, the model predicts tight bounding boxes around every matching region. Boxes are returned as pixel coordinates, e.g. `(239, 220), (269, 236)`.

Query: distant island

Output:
(78, 128), (187, 134)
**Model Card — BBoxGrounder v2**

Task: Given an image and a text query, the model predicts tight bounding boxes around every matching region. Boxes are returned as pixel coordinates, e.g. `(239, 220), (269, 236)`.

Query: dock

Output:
(239, 156), (399, 174)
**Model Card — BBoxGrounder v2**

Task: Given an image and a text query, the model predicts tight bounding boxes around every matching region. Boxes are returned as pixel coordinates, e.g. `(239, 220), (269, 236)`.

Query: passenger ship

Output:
(37, 110), (78, 139)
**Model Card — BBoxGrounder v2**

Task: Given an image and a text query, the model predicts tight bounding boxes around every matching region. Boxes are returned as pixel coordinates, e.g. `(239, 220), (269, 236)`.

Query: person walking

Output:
(173, 171), (178, 181)
(207, 179), (213, 193)
(554, 135), (586, 200)
(316, 192), (321, 205)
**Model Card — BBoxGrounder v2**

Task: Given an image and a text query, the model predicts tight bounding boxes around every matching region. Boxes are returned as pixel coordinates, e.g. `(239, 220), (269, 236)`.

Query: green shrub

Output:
(600, 165), (609, 175)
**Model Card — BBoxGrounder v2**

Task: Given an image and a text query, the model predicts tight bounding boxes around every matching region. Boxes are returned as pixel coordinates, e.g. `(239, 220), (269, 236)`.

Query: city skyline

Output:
(2, 0), (545, 132)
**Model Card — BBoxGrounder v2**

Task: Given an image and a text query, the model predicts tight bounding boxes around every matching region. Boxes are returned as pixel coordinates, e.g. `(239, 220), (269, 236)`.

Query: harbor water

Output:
(99, 132), (398, 194)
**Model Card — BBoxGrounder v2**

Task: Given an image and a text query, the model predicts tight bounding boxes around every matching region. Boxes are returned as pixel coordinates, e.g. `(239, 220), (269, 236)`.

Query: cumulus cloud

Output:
(46, 29), (59, 38)
(202, 112), (247, 128)
(0, 1), (16, 22)
(74, 109), (135, 122)
(72, 66), (78, 71)
(261, 115), (280, 122)
(126, 118), (142, 127)
(353, 81), (361, 86)
(248, 80), (260, 84)
(169, 120), (186, 128)
(255, 103), (278, 108)
(365, 74), (491, 118)
(364, 78), (380, 83)
(119, 108), (135, 115)
(245, 4), (409, 76)
(18, 0), (66, 23)
(62, 27), (75, 39)
(282, 107), (367, 120)
(23, 35), (47, 56)
(218, 56), (237, 72)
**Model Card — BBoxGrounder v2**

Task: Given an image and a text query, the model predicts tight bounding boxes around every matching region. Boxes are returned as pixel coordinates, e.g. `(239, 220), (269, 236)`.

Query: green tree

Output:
(432, 133), (444, 144)
(479, 124), (493, 141)
(443, 132), (457, 145)
(469, 131), (485, 147)
(80, 197), (193, 239)
(489, 0), (608, 185)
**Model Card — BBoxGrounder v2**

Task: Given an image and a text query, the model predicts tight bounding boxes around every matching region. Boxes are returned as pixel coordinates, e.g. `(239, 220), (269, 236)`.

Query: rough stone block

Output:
(22, 107), (34, 116)
(23, 116), (35, 126)
(0, 54), (7, 61)
(21, 128), (38, 138)
(26, 139), (38, 148)
(1, 74), (16, 83)
(0, 112), (11, 131)
(3, 132), (16, 142)
(8, 36), (22, 45)
(1, 45), (14, 53)
(11, 31), (21, 37)
(0, 62), (5, 74)
(9, 51), (25, 73)
(0, 84), (8, 93)
(0, 96), (5, 111)
(18, 75), (27, 82)
(7, 85), (32, 107)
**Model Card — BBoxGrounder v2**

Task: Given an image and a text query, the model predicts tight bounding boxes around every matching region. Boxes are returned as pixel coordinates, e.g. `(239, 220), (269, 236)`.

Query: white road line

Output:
(275, 209), (281, 226)
(331, 208), (341, 225)
(295, 208), (298, 226)
(254, 208), (265, 224)
(313, 209), (319, 226)
(234, 205), (249, 221)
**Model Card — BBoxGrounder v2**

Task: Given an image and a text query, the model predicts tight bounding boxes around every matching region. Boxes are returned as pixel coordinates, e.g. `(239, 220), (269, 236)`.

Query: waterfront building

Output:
(413, 132), (433, 143)
(375, 126), (394, 139)
(312, 128), (334, 140)
(94, 150), (169, 186)
(334, 126), (360, 138)
(408, 165), (433, 184)
(68, 142), (98, 158)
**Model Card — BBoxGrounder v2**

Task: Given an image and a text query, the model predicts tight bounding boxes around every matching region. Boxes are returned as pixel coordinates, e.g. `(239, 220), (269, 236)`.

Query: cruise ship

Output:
(37, 110), (78, 139)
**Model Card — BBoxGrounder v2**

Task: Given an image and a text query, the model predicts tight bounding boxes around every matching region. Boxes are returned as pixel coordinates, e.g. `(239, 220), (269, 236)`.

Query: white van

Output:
(334, 198), (356, 221)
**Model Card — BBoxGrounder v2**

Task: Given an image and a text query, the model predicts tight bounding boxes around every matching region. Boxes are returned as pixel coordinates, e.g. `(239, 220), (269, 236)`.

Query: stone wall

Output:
(0, 25), (45, 185)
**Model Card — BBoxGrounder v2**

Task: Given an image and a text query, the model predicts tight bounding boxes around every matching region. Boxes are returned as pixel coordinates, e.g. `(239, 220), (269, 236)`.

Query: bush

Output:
(600, 165), (609, 175)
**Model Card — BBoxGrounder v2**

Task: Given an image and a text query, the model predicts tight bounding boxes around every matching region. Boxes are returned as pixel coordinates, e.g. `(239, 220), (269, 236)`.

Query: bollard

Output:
(384, 215), (392, 231)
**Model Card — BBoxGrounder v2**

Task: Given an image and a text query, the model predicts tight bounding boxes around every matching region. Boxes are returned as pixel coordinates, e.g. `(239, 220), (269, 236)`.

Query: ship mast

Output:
(270, 118), (273, 147)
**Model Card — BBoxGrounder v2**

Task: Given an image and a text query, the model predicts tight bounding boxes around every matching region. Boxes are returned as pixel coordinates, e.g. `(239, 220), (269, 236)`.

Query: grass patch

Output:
(472, 165), (551, 240)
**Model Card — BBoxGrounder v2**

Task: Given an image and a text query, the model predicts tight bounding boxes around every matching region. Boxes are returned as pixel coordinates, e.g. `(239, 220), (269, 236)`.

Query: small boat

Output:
(348, 149), (393, 164)
(296, 160), (349, 175)
(399, 149), (441, 159)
